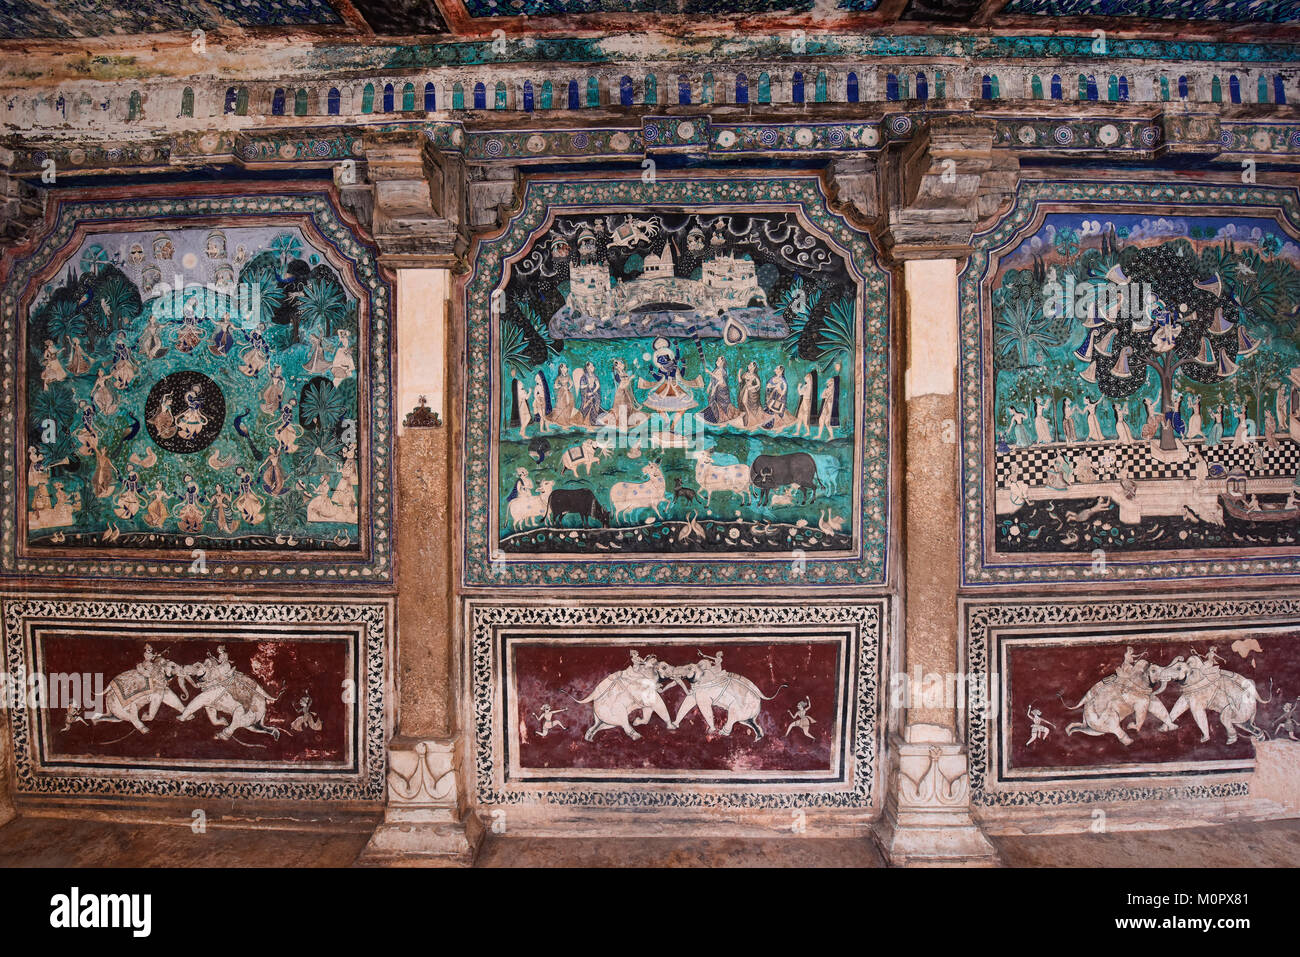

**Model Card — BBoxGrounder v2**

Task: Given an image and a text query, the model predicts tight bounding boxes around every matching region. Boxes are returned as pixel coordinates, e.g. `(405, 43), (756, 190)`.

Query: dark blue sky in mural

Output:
(1003, 0), (1300, 21)
(0, 0), (342, 39)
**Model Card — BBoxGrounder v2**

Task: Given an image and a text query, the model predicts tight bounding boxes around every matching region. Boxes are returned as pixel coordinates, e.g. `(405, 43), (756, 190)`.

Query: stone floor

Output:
(1, 814), (1299, 865)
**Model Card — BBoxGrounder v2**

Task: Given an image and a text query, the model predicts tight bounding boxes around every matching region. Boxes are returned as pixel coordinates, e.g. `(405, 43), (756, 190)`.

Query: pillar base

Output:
(872, 724), (999, 867)
(356, 737), (483, 867)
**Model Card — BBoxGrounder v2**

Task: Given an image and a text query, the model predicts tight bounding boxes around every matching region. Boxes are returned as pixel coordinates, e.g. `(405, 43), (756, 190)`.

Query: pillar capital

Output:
(358, 130), (468, 270)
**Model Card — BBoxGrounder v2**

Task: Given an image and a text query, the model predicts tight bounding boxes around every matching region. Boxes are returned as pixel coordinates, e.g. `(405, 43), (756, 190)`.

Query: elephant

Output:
(1147, 656), (1269, 745)
(668, 656), (786, 741)
(176, 659), (282, 741)
(1061, 655), (1178, 745)
(92, 657), (192, 734)
(568, 656), (684, 741)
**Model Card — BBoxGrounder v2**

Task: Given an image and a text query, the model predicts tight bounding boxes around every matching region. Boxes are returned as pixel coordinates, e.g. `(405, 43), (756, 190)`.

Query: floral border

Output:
(2, 595), (390, 802)
(468, 599), (882, 809)
(960, 179), (1300, 586)
(1, 188), (394, 584)
(461, 172), (891, 588)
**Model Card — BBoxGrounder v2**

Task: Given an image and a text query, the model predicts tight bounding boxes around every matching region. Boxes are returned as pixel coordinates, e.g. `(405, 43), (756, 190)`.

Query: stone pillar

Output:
(360, 268), (482, 865)
(873, 258), (997, 866)
(0, 708), (14, 829)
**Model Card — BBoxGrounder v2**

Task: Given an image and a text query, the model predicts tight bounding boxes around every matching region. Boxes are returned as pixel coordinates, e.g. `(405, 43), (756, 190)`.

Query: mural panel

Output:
(2, 596), (390, 801)
(3, 187), (393, 583)
(463, 173), (890, 588)
(961, 181), (1300, 584)
(963, 595), (1300, 806)
(470, 600), (881, 807)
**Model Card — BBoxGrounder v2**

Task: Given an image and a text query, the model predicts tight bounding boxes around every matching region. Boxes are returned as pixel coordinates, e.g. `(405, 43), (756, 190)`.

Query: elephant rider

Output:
(1186, 646), (1224, 684)
(177, 645), (238, 722)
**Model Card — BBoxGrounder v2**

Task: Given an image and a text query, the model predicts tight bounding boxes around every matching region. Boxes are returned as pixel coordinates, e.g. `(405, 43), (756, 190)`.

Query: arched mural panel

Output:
(4, 186), (394, 583)
(961, 180), (1300, 586)
(462, 172), (891, 589)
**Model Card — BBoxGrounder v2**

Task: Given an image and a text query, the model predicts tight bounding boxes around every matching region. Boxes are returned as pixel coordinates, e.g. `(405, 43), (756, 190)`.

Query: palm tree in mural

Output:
(269, 233), (303, 279)
(45, 299), (87, 347)
(294, 277), (349, 341)
(995, 296), (1064, 367)
(97, 274), (140, 330)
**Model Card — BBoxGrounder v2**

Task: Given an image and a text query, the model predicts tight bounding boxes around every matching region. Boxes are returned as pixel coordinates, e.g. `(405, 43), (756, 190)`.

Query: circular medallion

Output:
(144, 371), (226, 454)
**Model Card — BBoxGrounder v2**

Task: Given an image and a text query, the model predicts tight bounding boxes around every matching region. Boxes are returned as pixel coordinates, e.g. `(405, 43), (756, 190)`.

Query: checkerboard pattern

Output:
(995, 438), (1300, 488)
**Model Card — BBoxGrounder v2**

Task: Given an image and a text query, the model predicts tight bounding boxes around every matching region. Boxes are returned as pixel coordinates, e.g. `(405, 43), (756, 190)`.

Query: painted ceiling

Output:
(0, 0), (1292, 41)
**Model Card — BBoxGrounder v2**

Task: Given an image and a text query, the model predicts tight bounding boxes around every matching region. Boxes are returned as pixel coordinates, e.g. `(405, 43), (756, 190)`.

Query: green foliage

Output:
(295, 277), (350, 338)
(300, 378), (347, 430)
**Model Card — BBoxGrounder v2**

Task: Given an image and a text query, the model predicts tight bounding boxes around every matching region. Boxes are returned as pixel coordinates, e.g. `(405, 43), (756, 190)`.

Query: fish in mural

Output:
(24, 225), (362, 552)
(495, 210), (858, 557)
(991, 213), (1300, 555)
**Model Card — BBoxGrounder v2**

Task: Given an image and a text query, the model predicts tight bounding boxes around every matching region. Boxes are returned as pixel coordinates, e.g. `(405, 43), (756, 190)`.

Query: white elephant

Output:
(92, 658), (192, 734)
(568, 656), (682, 741)
(1148, 656), (1269, 745)
(177, 660), (282, 741)
(1062, 654), (1177, 745)
(669, 656), (785, 741)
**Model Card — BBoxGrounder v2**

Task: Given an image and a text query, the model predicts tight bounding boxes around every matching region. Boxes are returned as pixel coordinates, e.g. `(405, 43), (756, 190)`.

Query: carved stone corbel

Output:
(873, 724), (999, 866)
(881, 117), (1017, 260)
(362, 131), (467, 269)
(358, 737), (483, 866)
(467, 163), (520, 233)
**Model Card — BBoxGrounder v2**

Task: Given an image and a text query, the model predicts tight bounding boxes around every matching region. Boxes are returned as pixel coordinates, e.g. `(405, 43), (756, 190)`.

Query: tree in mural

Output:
(1073, 238), (1260, 451)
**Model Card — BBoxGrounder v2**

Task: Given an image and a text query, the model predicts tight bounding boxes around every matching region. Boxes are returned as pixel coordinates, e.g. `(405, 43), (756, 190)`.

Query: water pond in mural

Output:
(984, 202), (1300, 569)
(24, 224), (363, 557)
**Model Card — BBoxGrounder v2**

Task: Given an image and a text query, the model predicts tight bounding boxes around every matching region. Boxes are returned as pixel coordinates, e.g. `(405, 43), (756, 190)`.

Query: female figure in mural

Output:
(91, 443), (117, 499)
(330, 329), (355, 387)
(73, 401), (99, 456)
(339, 442), (358, 488)
(1033, 396), (1053, 444)
(29, 480), (52, 515)
(331, 470), (357, 518)
(1140, 397), (1161, 441)
(40, 339), (67, 390)
(260, 365), (286, 416)
(174, 311), (204, 354)
(136, 313), (167, 360)
(208, 314), (236, 357)
(1265, 411), (1280, 449)
(1113, 403), (1134, 444)
(1082, 396), (1104, 443)
(211, 483), (238, 534)
(550, 363), (582, 428)
(113, 468), (142, 520)
(509, 374), (534, 437)
(65, 336), (92, 377)
(234, 466), (265, 524)
(239, 324), (270, 377)
(1205, 405), (1225, 448)
(531, 370), (554, 433)
(700, 356), (738, 426)
(1275, 385), (1290, 440)
(793, 372), (815, 437)
(1006, 406), (1033, 448)
(303, 332), (331, 375)
(90, 368), (118, 416)
(110, 332), (138, 388)
(258, 442), (287, 496)
(1185, 395), (1204, 441)
(144, 480), (171, 529)
(738, 361), (765, 430)
(1074, 450), (1097, 483)
(578, 362), (607, 426)
(763, 365), (795, 433)
(816, 368), (840, 441)
(27, 447), (48, 490)
(176, 474), (206, 534)
(609, 358), (644, 427)
(148, 393), (178, 441)
(1190, 445), (1209, 482)
(1231, 402), (1254, 447)
(1045, 452), (1075, 491)
(1062, 397), (1078, 444)
(269, 399), (301, 453)
(175, 385), (209, 442)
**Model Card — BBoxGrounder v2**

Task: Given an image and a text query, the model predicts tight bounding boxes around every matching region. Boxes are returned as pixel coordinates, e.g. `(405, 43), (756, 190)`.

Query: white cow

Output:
(610, 464), (666, 521)
(693, 450), (752, 506)
(508, 480), (553, 529)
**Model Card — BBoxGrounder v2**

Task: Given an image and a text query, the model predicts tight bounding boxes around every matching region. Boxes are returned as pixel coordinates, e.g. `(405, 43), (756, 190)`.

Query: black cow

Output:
(547, 487), (611, 527)
(750, 452), (818, 505)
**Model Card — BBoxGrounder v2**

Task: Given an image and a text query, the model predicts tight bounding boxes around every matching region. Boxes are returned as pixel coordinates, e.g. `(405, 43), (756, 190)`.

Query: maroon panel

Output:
(513, 641), (839, 771)
(38, 633), (350, 764)
(1005, 633), (1296, 770)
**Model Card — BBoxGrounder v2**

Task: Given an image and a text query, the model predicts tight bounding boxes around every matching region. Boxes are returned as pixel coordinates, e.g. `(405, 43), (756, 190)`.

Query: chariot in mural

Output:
(464, 176), (889, 588)
(973, 189), (1300, 580)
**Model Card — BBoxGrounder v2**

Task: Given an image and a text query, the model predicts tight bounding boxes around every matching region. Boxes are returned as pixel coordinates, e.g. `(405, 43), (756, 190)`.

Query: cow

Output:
(547, 487), (611, 527)
(692, 450), (753, 506)
(610, 463), (667, 521)
(750, 452), (818, 506)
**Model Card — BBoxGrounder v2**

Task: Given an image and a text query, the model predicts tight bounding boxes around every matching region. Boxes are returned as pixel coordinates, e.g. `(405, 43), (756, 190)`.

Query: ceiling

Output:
(0, 0), (1294, 40)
